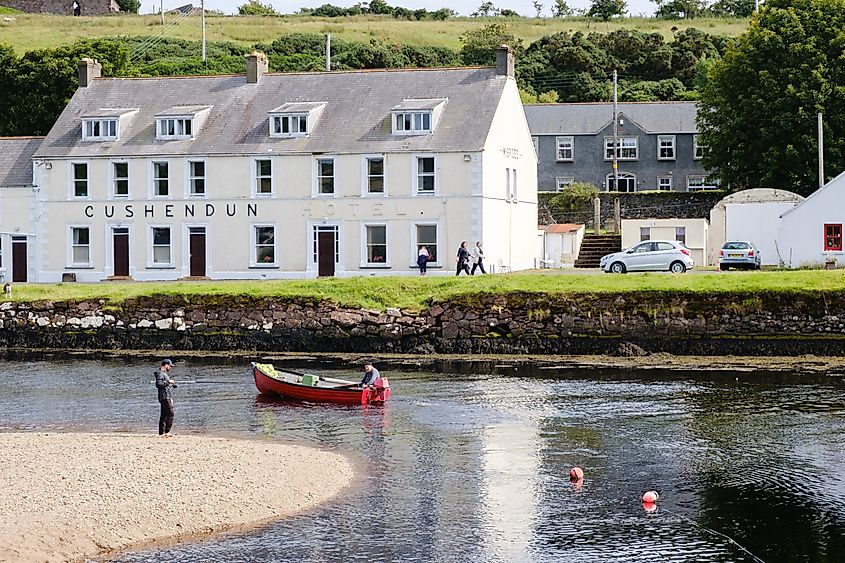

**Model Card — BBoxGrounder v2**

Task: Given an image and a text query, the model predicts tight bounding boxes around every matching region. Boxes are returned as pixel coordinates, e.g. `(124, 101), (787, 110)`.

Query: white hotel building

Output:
(4, 47), (537, 282)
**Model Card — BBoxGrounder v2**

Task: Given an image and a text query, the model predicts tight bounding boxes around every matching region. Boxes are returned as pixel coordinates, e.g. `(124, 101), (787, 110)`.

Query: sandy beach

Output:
(0, 432), (354, 562)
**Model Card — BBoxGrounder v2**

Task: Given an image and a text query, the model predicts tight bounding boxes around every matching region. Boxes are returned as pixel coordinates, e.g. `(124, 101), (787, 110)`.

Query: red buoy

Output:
(569, 466), (584, 481)
(642, 490), (659, 503)
(642, 501), (657, 513)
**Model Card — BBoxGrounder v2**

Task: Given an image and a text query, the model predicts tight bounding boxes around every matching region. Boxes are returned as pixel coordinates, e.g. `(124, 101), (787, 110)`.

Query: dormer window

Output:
(268, 102), (325, 138)
(391, 98), (446, 136)
(80, 108), (137, 142)
(155, 105), (211, 141)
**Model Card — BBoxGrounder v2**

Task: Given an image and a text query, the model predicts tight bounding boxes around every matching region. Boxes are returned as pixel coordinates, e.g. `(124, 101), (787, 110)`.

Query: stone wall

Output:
(3, 292), (845, 356)
(1, 0), (117, 15)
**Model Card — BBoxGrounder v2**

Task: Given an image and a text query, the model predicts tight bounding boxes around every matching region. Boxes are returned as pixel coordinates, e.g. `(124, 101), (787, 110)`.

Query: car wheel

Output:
(719, 264), (728, 271)
(610, 262), (626, 274)
(670, 261), (686, 274)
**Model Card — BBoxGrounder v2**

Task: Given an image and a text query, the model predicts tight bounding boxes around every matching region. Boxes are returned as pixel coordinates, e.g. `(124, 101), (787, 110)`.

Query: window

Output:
(82, 119), (118, 141)
(152, 162), (169, 196)
(607, 173), (636, 192)
(416, 156), (435, 195)
(505, 168), (510, 200)
(112, 162), (128, 198)
(687, 176), (717, 191)
(825, 224), (842, 251)
(71, 227), (90, 265)
(639, 227), (650, 242)
(270, 114), (308, 137)
(656, 241), (676, 251)
(393, 112), (432, 134)
(556, 136), (574, 161)
(510, 169), (517, 201)
(72, 163), (88, 198)
(156, 117), (193, 140)
(317, 158), (335, 195)
(532, 136), (539, 157)
(188, 160), (206, 196)
(676, 227), (686, 245)
(151, 227), (171, 265)
(255, 225), (276, 265)
(255, 159), (272, 196)
(555, 177), (574, 191)
(366, 157), (384, 194)
(605, 137), (638, 160)
(658, 135), (676, 160)
(694, 135), (707, 160)
(365, 225), (387, 264)
(632, 242), (653, 253)
(416, 224), (438, 263)
(657, 176), (672, 191)
(0, 239), (3, 269)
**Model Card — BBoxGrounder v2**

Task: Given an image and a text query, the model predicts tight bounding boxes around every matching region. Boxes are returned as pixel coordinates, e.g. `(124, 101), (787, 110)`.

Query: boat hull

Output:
(252, 364), (389, 405)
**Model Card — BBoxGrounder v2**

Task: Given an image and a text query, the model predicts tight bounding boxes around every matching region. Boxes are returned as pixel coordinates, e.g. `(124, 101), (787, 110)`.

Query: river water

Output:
(2, 358), (845, 562)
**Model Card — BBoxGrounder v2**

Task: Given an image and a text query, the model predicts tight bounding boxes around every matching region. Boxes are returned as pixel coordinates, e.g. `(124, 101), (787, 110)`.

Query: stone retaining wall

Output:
(4, 292), (845, 356)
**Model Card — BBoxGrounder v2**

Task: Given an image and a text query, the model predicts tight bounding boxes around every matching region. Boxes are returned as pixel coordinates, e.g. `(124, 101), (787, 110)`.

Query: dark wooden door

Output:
(317, 231), (335, 277)
(12, 237), (26, 282)
(113, 229), (129, 277)
(189, 230), (206, 277)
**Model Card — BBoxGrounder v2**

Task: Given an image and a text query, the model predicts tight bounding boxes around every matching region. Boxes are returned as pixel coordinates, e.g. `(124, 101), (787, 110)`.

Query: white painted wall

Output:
(724, 202), (795, 266)
(777, 171), (845, 267)
(541, 226), (584, 267)
(622, 218), (708, 265)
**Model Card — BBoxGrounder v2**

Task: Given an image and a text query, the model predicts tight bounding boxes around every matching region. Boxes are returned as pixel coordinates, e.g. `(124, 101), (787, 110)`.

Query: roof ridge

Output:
(93, 66), (493, 81)
(0, 136), (46, 140)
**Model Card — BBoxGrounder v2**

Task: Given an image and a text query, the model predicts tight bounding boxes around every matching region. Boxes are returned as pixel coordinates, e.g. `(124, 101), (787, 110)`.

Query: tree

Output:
(472, 1), (496, 17)
(532, 0), (544, 17)
(115, 0), (141, 13)
(552, 0), (572, 16)
(652, 0), (707, 18)
(368, 0), (393, 15)
(460, 22), (523, 65)
(698, 0), (845, 195)
(237, 0), (278, 15)
(588, 0), (626, 20)
(709, 0), (755, 17)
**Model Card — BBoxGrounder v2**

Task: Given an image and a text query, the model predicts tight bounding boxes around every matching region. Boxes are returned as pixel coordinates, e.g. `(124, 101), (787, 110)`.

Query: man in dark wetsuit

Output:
(361, 362), (380, 387)
(155, 359), (176, 437)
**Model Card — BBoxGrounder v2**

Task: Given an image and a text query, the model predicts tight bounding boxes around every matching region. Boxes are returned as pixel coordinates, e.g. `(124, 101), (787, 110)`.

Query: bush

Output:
(238, 0), (278, 16)
(549, 182), (599, 212)
(115, 0), (141, 13)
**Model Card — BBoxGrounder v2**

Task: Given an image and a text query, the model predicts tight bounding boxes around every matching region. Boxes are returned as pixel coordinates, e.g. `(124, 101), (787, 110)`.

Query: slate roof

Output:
(35, 67), (508, 159)
(0, 137), (43, 187)
(524, 102), (699, 136)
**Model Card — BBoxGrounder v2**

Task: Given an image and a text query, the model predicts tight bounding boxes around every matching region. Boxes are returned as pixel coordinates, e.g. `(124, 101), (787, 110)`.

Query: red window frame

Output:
(824, 223), (842, 251)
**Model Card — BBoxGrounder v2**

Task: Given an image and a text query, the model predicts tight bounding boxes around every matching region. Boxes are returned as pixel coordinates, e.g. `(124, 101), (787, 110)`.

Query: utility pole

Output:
(612, 69), (618, 193)
(326, 34), (331, 71)
(160, 0), (164, 25)
(818, 112), (825, 189)
(201, 0), (206, 63)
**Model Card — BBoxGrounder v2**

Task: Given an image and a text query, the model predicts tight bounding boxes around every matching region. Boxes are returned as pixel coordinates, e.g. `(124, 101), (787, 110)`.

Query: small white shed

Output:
(540, 223), (584, 267)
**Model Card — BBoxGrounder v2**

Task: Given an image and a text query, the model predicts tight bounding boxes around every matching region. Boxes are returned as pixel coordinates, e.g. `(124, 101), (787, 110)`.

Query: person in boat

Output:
(360, 362), (380, 387)
(154, 359), (176, 437)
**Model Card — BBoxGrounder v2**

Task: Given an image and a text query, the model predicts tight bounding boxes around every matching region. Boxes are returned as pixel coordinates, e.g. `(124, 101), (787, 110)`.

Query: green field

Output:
(9, 269), (842, 312)
(0, 14), (750, 53)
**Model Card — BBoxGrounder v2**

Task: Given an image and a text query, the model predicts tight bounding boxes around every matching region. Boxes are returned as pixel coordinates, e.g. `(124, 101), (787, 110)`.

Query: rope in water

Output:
(661, 508), (766, 563)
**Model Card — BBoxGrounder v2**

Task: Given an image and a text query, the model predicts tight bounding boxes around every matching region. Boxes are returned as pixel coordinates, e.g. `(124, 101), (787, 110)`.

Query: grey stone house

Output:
(525, 102), (715, 193)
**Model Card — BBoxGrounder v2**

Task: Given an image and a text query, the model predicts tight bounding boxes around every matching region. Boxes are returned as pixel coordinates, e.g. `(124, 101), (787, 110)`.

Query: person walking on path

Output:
(417, 245), (430, 276)
(471, 241), (487, 275)
(155, 359), (176, 437)
(456, 241), (471, 276)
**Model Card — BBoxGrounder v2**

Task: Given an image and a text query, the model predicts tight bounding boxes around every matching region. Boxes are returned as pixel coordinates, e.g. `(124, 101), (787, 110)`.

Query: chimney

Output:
(246, 52), (268, 84)
(78, 58), (102, 88)
(496, 45), (514, 78)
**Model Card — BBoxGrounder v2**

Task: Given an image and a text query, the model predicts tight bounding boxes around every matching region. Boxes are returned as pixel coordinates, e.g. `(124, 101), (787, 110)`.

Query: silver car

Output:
(719, 241), (761, 270)
(600, 240), (695, 274)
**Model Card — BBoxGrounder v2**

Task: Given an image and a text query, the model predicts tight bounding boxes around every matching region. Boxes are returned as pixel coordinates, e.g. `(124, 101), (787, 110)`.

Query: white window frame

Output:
(361, 223), (389, 268)
(511, 169), (518, 201)
(392, 111), (432, 135)
(148, 225), (173, 268)
(363, 155), (386, 196)
(0, 238), (4, 271)
(253, 158), (273, 197)
(270, 114), (308, 138)
(156, 116), (194, 140)
(110, 160), (129, 199)
(414, 155), (437, 196)
(68, 225), (92, 267)
(69, 161), (89, 199)
(251, 223), (277, 268)
(657, 176), (672, 191)
(687, 175), (717, 191)
(531, 136), (539, 158)
(555, 136), (574, 161)
(657, 135), (676, 160)
(606, 172), (637, 192)
(82, 118), (118, 141)
(555, 177), (574, 191)
(693, 135), (707, 160)
(604, 137), (638, 160)
(413, 222), (440, 267)
(150, 161), (170, 198)
(315, 157), (336, 196)
(187, 159), (207, 198)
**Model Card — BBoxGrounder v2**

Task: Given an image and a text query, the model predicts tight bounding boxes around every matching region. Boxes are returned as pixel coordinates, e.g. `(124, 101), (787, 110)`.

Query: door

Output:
(11, 236), (26, 282)
(189, 227), (206, 277)
(626, 241), (654, 271)
(112, 228), (129, 277)
(317, 231), (336, 277)
(608, 173), (636, 193)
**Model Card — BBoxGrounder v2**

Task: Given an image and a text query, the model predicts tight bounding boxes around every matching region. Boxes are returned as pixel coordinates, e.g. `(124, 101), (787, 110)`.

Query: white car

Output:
(600, 240), (695, 274)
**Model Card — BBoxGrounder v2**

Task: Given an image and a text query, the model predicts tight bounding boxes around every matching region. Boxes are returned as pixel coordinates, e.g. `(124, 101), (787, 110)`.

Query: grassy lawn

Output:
(0, 14), (750, 53)
(9, 269), (844, 312)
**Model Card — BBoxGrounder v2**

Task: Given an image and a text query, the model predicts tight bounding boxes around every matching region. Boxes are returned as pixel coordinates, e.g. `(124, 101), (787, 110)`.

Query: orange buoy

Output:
(569, 466), (584, 481)
(642, 490), (659, 503)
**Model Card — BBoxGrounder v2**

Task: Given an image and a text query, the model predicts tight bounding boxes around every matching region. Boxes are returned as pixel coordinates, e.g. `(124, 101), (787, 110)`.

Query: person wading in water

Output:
(154, 359), (176, 437)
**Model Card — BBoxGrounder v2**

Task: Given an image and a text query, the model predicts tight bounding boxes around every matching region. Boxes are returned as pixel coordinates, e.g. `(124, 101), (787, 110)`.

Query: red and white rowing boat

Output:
(251, 362), (390, 405)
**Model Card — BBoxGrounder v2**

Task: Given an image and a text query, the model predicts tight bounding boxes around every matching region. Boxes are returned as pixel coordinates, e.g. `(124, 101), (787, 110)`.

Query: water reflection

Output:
(0, 360), (844, 561)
